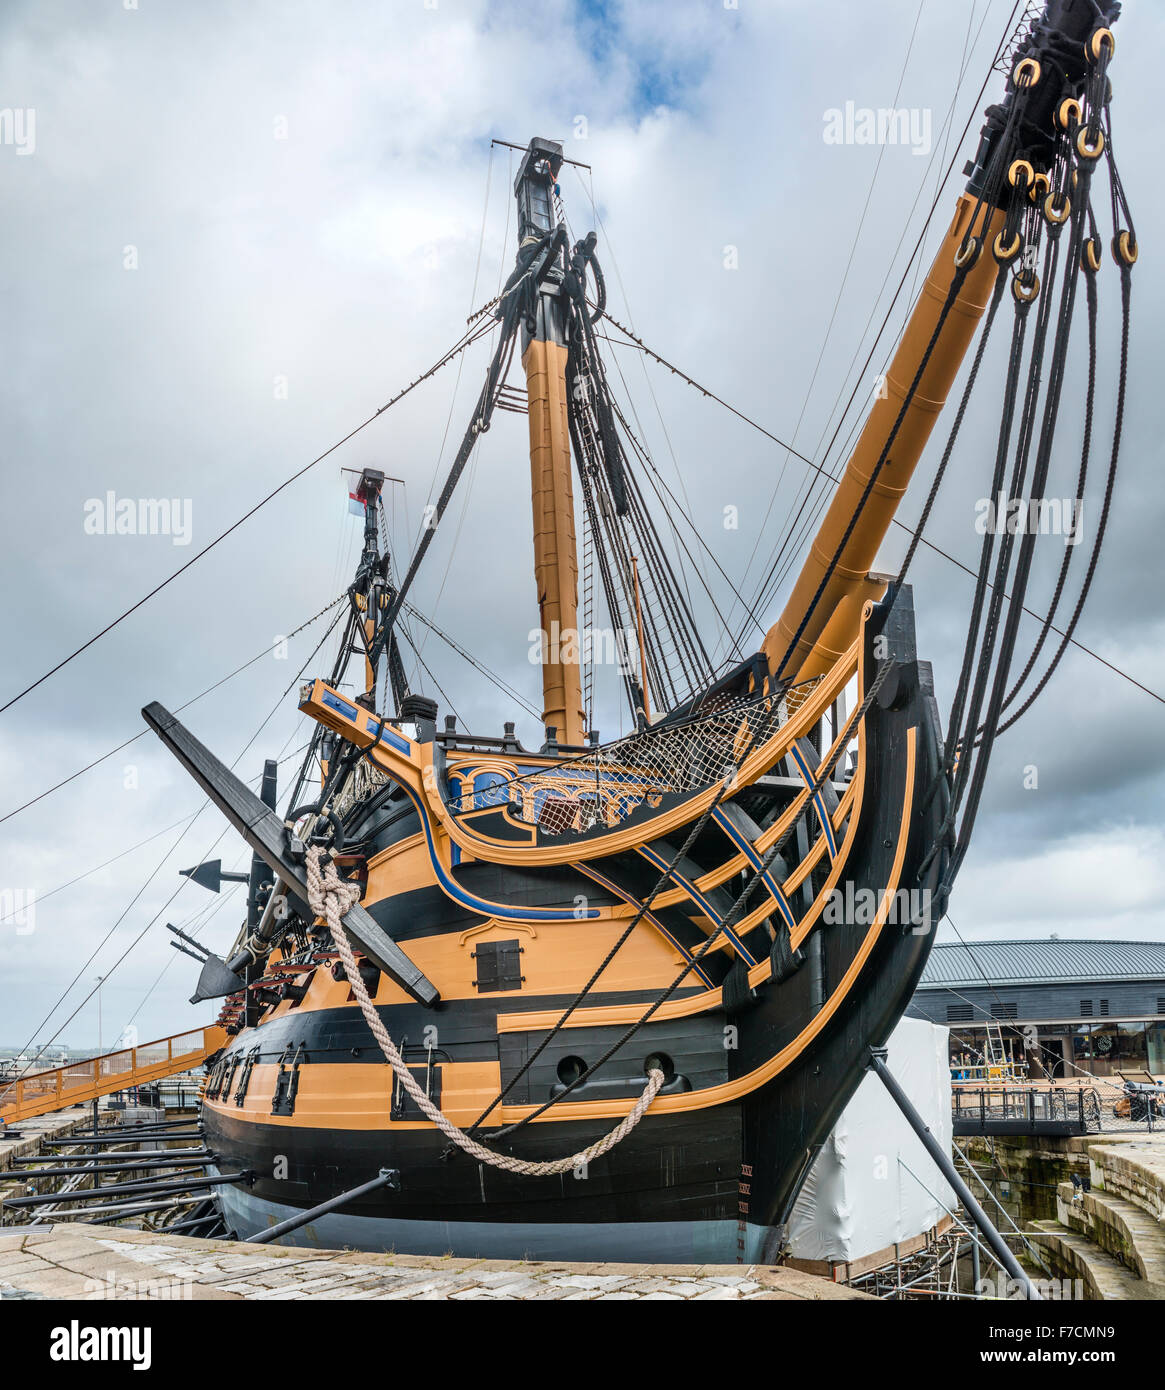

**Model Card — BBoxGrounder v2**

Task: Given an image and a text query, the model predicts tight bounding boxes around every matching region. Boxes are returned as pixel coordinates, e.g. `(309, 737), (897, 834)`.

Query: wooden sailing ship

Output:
(145, 0), (1135, 1260)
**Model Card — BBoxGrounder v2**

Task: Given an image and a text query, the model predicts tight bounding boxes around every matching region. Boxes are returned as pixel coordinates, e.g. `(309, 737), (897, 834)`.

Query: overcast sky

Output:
(1, 0), (1162, 1051)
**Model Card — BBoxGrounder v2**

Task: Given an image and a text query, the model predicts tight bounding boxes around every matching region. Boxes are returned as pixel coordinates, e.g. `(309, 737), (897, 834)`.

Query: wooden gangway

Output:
(0, 1026), (225, 1124)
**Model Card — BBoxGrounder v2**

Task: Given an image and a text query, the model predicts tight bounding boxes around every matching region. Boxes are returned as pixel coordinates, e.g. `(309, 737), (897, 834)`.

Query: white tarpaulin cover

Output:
(787, 1016), (955, 1263)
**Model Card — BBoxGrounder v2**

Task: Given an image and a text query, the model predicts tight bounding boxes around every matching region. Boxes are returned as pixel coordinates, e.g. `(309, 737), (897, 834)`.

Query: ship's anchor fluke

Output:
(189, 955), (251, 1006)
(180, 858), (250, 893)
(141, 702), (440, 1007)
(166, 921), (247, 1005)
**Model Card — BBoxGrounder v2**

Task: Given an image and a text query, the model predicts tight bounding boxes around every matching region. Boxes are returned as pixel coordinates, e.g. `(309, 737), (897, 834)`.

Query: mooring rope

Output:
(304, 845), (664, 1176)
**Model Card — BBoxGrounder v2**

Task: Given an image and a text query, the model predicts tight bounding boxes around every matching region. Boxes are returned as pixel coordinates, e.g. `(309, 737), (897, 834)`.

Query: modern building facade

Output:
(906, 938), (1165, 1080)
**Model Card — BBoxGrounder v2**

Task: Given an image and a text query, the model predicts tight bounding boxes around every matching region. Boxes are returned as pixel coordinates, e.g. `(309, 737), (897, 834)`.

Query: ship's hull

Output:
(198, 589), (946, 1260)
(217, 1184), (752, 1262)
(209, 1103), (749, 1261)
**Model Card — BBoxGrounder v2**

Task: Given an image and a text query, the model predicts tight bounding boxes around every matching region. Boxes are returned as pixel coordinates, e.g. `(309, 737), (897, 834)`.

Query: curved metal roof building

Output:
(928, 939), (1165, 995)
(918, 939), (1165, 992)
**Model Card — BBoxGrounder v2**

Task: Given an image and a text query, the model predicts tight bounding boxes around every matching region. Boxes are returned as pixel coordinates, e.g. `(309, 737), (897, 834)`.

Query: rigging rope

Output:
(731, 0), (1028, 646)
(306, 846), (664, 1175)
(939, 96), (1122, 893)
(0, 320), (494, 719)
(0, 589), (352, 1099)
(467, 78), (1136, 1128)
(400, 599), (541, 719)
(979, 108), (1133, 735)
(598, 313), (1159, 708)
(771, 66), (1035, 688)
(0, 591), (348, 829)
(988, 258), (1129, 736)
(373, 261), (534, 660)
(396, 624), (461, 725)
(725, 0), (930, 656)
(984, 232), (1098, 733)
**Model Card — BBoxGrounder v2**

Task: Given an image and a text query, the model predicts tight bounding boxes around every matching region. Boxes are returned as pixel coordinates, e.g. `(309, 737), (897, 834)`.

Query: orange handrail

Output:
(0, 1025), (226, 1124)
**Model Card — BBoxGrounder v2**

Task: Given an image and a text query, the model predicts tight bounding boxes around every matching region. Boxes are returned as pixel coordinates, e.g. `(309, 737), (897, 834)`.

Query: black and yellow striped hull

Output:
(198, 587), (945, 1260)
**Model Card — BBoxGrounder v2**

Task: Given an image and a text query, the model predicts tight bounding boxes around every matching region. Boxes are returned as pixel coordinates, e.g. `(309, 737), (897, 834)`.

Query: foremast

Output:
(513, 138), (586, 749)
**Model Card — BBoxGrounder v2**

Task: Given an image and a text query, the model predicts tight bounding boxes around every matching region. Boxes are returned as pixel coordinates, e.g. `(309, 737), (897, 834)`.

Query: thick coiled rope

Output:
(304, 845), (665, 1176)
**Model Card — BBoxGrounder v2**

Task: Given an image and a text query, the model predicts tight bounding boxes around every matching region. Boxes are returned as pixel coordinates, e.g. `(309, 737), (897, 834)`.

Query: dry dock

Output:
(1031, 1132), (1165, 1300)
(0, 1225), (869, 1301)
(0, 1107), (102, 1170)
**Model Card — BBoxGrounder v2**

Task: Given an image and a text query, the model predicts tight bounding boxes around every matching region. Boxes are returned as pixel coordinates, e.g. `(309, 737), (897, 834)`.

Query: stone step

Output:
(1058, 1180), (1165, 1287)
(1031, 1220), (1165, 1302)
(1088, 1137), (1165, 1223)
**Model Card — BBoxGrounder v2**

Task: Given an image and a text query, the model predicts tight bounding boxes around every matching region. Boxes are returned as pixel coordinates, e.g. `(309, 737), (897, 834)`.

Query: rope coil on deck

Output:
(304, 845), (664, 1176)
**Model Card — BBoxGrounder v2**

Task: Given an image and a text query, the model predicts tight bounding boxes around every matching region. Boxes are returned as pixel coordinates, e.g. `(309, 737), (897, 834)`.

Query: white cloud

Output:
(1, 0), (1162, 1047)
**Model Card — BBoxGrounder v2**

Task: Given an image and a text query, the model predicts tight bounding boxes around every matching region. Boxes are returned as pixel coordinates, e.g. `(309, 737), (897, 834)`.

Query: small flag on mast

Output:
(340, 466), (403, 517)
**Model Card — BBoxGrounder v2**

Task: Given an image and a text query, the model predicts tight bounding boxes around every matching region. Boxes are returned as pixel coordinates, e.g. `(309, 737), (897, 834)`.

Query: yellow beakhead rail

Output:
(0, 1026), (225, 1124)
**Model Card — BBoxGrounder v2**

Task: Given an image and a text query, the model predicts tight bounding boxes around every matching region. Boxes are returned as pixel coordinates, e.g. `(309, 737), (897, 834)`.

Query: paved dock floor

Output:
(0, 1224), (870, 1300)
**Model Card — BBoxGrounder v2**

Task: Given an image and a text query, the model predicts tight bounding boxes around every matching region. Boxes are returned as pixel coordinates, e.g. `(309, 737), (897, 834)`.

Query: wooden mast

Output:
(631, 555), (651, 724)
(764, 0), (1109, 687)
(514, 139), (586, 748)
(762, 193), (1002, 687)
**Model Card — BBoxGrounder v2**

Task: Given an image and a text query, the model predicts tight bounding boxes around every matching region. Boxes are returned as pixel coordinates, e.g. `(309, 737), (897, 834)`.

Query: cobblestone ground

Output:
(0, 1225), (870, 1301)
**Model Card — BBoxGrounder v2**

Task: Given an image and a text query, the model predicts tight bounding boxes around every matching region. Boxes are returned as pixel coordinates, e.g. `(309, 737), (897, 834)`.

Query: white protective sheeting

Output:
(787, 1016), (955, 1264)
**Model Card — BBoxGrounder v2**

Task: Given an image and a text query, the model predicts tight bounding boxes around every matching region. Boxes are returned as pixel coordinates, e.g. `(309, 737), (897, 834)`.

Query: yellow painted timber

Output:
(765, 194), (1004, 683)
(524, 336), (586, 747)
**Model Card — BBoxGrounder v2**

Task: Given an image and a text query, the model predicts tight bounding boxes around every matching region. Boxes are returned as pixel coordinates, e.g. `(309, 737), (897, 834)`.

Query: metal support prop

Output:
(16, 1147), (209, 1163)
(12, 1157), (215, 1181)
(63, 1117), (198, 1137)
(46, 1132), (202, 1146)
(245, 1168), (400, 1245)
(65, 1198), (211, 1225)
(867, 1047), (1040, 1300)
(1, 1171), (248, 1209)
